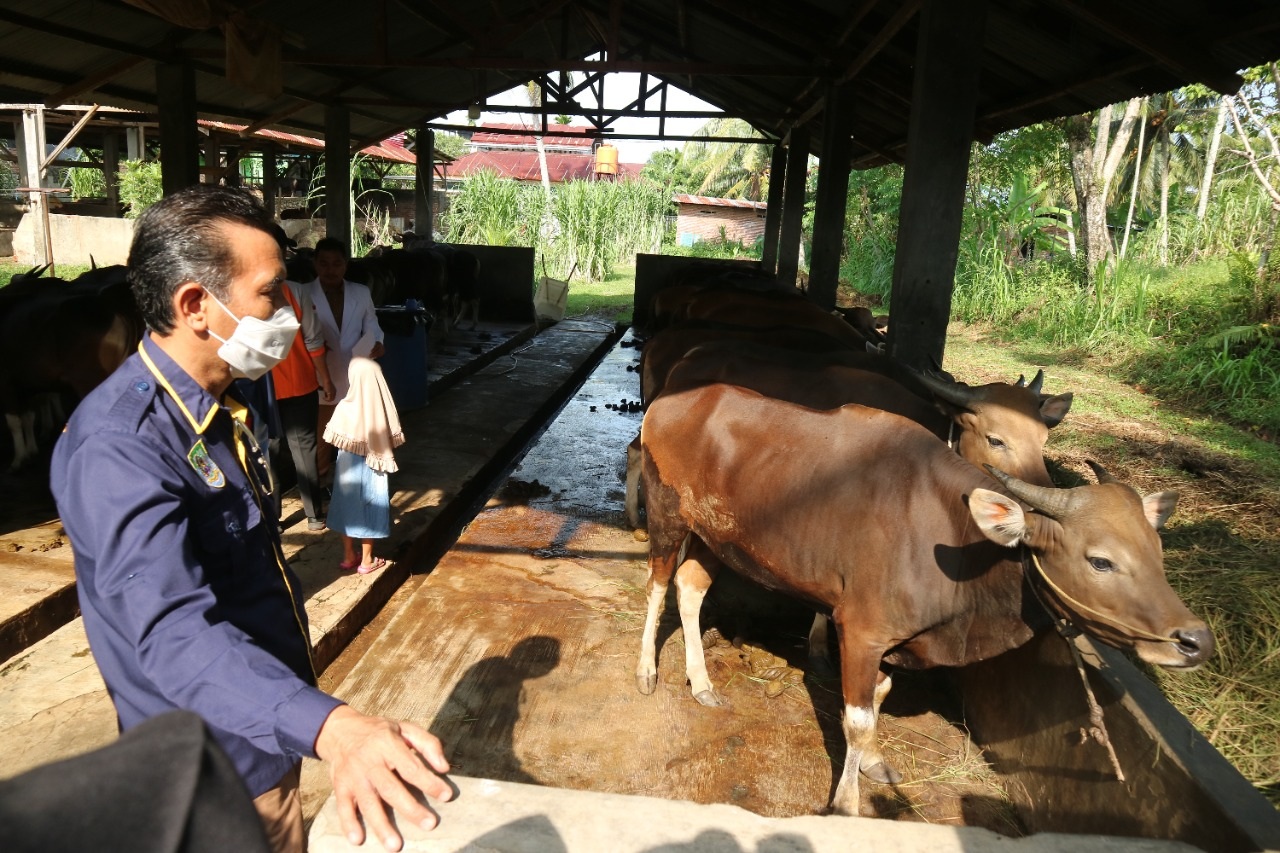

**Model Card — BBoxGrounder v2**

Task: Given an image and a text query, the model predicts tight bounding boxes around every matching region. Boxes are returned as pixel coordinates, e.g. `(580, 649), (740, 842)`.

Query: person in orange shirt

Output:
(271, 273), (336, 530)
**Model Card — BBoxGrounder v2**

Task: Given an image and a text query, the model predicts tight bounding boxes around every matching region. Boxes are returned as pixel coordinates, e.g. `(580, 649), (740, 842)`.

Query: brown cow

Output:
(630, 340), (1073, 666)
(637, 384), (1212, 816)
(679, 287), (877, 351)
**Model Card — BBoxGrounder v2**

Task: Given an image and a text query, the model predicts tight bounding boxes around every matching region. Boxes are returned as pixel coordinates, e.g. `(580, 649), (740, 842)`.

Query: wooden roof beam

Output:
(45, 56), (146, 109)
(285, 54), (824, 76)
(1053, 0), (1242, 95)
(783, 0), (892, 125)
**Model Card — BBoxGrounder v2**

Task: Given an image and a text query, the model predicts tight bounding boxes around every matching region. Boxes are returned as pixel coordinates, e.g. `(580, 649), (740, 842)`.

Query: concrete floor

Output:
(304, 332), (1203, 853)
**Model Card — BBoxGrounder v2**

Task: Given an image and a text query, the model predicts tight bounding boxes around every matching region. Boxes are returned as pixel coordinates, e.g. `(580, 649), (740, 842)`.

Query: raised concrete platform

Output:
(308, 774), (1200, 853)
(0, 318), (616, 780)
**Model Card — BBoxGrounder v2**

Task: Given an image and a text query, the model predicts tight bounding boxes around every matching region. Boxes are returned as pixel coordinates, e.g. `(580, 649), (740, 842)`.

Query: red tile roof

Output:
(448, 150), (643, 183)
(468, 123), (597, 149)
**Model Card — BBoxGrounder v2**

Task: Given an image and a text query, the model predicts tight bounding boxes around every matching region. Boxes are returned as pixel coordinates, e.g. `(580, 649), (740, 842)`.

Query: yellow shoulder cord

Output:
(225, 397), (320, 683)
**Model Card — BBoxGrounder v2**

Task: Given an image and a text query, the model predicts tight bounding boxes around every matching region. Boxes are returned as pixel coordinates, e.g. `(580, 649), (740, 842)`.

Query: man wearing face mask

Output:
(49, 186), (453, 853)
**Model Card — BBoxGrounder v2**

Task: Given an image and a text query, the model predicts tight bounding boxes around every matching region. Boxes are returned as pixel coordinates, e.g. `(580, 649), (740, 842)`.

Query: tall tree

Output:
(1064, 98), (1143, 283)
(1197, 98), (1229, 221)
(682, 118), (769, 200)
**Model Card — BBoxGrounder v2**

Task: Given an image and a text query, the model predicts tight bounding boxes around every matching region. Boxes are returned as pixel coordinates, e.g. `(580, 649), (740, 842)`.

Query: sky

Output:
(437, 72), (722, 165)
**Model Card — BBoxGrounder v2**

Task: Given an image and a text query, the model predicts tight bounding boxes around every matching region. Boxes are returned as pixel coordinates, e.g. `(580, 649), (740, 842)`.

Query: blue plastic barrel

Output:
(375, 304), (431, 411)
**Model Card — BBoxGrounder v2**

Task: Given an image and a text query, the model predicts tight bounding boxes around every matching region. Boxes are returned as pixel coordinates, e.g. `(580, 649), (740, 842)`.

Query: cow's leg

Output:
(7, 411), (35, 470)
(828, 612), (887, 816)
(624, 432), (644, 529)
(806, 614), (837, 678)
(674, 541), (723, 706)
(858, 671), (902, 784)
(635, 535), (685, 695)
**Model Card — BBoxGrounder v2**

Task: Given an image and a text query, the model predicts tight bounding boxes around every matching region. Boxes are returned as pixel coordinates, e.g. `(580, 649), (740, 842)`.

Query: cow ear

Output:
(1039, 392), (1073, 428)
(969, 488), (1026, 547)
(1141, 491), (1178, 530)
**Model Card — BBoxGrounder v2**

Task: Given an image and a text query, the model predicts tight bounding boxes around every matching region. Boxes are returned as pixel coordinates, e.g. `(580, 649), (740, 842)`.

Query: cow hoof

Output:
(693, 689), (723, 707)
(807, 655), (838, 680)
(632, 528), (649, 542)
(861, 760), (903, 785)
(636, 674), (658, 695)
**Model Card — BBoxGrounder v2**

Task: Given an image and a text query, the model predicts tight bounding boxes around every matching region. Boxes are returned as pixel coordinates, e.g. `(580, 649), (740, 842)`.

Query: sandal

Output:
(356, 557), (387, 575)
(339, 558), (360, 570)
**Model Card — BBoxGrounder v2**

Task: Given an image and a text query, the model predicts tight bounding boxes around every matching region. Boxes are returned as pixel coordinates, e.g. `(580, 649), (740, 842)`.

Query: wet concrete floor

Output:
(305, 329), (1021, 833)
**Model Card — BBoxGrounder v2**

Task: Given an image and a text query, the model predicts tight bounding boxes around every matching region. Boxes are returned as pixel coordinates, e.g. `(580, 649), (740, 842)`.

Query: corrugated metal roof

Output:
(673, 194), (768, 210)
(199, 120), (420, 164)
(469, 124), (596, 149)
(448, 151), (642, 183)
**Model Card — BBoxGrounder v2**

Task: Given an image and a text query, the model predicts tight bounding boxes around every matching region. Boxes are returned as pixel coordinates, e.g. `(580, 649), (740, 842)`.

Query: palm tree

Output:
(682, 118), (769, 200)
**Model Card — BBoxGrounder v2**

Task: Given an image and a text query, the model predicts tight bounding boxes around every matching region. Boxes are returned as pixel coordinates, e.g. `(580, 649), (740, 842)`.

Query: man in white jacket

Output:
(306, 237), (384, 479)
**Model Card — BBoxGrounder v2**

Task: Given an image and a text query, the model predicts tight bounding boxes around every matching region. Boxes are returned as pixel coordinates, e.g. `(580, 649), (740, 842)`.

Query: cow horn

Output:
(26, 264), (49, 279)
(1015, 374), (1026, 387)
(915, 369), (978, 408)
(984, 465), (1075, 517)
(1027, 369), (1045, 396)
(1085, 460), (1119, 484)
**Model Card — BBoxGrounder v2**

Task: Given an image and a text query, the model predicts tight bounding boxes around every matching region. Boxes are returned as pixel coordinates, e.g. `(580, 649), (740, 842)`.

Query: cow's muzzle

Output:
(1170, 626), (1214, 667)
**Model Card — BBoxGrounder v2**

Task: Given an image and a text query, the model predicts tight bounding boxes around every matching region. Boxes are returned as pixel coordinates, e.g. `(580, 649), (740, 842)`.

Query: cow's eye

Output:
(1088, 556), (1115, 572)
(986, 435), (1006, 449)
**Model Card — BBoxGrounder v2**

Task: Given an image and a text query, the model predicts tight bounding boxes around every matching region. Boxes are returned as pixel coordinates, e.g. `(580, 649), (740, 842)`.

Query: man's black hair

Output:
(127, 185), (278, 334)
(313, 237), (348, 259)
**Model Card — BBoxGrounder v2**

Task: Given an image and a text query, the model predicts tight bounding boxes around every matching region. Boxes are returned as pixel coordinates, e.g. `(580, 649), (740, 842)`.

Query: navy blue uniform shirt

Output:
(50, 335), (342, 797)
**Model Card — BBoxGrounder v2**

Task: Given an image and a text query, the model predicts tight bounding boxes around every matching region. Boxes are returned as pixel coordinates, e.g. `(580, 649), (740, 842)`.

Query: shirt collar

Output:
(137, 333), (222, 435)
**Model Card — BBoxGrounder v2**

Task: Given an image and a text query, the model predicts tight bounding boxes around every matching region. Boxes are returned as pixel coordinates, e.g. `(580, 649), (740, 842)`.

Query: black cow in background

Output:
(0, 265), (143, 470)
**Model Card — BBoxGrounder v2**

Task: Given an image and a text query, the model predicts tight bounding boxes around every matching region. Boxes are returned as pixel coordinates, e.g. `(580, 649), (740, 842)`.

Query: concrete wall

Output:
(13, 212), (133, 266)
(675, 205), (766, 248)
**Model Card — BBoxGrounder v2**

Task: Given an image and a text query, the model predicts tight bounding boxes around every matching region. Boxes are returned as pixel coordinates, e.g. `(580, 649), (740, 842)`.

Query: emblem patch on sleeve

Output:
(187, 439), (226, 488)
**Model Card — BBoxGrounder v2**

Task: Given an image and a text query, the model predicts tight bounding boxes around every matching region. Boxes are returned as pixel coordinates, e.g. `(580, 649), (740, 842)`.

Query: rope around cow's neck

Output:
(1027, 552), (1174, 644)
(1021, 549), (1128, 782)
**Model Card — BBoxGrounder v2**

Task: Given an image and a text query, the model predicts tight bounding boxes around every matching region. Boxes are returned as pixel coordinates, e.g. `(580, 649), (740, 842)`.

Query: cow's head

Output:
(917, 368), (1073, 487)
(969, 463), (1213, 670)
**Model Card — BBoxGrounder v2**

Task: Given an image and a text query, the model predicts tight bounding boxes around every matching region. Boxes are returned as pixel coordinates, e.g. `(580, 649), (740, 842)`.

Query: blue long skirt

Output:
(326, 449), (390, 539)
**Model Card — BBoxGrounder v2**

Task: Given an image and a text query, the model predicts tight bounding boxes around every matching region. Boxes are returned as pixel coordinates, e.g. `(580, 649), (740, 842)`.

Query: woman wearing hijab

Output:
(322, 357), (403, 573)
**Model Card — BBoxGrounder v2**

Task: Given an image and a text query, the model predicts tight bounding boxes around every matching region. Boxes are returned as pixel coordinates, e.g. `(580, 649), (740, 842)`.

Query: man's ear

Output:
(174, 282), (210, 331)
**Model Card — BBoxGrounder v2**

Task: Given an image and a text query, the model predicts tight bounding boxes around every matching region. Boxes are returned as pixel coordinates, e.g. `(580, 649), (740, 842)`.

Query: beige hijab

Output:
(323, 357), (405, 473)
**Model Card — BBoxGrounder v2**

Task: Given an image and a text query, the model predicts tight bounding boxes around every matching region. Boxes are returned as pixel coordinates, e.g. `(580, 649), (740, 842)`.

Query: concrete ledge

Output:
(308, 775), (1202, 853)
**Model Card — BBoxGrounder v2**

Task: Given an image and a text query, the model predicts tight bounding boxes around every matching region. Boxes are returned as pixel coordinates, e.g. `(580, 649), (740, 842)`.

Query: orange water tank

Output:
(594, 143), (618, 176)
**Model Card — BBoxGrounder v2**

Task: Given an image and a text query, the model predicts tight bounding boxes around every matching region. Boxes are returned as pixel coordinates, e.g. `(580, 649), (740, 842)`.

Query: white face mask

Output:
(206, 291), (300, 381)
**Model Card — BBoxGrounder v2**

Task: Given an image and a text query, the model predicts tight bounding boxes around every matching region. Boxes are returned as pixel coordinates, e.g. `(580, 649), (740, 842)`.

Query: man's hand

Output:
(370, 341), (386, 360)
(320, 377), (336, 403)
(314, 704), (452, 852)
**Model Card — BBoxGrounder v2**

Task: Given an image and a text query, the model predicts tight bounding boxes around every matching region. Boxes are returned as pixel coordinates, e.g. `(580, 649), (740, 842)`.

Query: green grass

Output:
(562, 260), (637, 325)
(1, 260), (95, 286)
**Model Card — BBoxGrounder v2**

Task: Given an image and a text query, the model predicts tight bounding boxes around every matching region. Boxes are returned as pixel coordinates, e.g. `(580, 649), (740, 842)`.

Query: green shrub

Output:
(118, 160), (163, 218)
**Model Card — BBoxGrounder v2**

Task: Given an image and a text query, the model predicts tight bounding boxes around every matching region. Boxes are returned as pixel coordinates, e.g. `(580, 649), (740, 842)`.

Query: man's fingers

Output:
(335, 788), (366, 848)
(388, 744), (452, 809)
(399, 723), (452, 778)
(354, 783), (404, 853)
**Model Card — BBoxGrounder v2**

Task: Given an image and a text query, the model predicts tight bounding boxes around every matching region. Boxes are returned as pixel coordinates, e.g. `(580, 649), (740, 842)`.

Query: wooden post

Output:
(126, 125), (146, 161)
(414, 123), (434, 238)
(18, 107), (49, 266)
(156, 61), (200, 193)
(808, 82), (856, 311)
(760, 143), (787, 275)
(776, 126), (810, 288)
(887, 0), (987, 371)
(325, 104), (351, 249)
(103, 131), (120, 215)
(262, 145), (278, 218)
